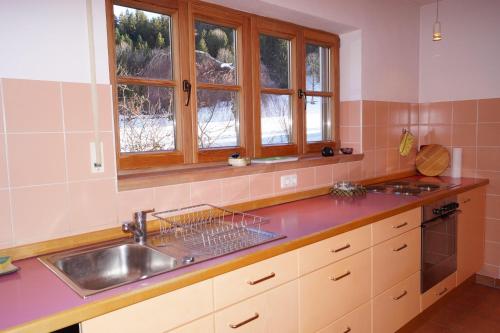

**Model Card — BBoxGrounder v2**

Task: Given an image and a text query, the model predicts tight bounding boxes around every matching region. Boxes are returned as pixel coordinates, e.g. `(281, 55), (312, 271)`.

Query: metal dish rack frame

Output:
(152, 204), (284, 256)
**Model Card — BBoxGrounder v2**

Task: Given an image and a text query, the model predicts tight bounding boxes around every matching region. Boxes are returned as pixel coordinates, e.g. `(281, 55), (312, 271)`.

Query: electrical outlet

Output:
(280, 174), (297, 189)
(90, 142), (105, 173)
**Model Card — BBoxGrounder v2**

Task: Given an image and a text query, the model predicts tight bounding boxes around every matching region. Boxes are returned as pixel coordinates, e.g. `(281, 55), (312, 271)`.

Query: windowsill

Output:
(118, 153), (364, 191)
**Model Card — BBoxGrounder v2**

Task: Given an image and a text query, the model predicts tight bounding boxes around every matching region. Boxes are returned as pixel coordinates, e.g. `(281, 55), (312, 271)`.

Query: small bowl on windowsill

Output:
(228, 153), (250, 167)
(340, 148), (353, 155)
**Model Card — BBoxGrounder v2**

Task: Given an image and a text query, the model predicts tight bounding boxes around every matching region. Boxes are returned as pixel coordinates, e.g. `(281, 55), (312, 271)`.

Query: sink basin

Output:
(39, 243), (177, 298)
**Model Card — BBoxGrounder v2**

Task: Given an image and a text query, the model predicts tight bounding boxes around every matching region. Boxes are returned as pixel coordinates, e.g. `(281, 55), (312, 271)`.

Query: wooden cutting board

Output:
(415, 144), (450, 176)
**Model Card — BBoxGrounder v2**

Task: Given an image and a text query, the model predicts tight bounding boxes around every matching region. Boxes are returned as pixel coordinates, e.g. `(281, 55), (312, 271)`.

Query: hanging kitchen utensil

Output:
(415, 144), (450, 176)
(399, 128), (415, 157)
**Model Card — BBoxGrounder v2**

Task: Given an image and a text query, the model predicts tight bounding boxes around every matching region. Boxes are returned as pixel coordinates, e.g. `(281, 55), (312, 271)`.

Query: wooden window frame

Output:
(107, 0), (340, 172)
(106, 0), (190, 170)
(302, 29), (340, 154)
(188, 2), (253, 163)
(252, 17), (301, 158)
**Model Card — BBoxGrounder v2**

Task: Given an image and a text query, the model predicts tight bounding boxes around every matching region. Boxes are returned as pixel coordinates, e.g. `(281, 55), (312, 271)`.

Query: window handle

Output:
(182, 80), (192, 106)
(298, 89), (307, 111)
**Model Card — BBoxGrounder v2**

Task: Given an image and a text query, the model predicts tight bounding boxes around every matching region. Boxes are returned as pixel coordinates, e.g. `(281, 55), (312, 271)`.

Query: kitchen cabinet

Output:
(316, 301), (372, 333)
(457, 187), (486, 285)
(213, 250), (297, 310)
(299, 248), (372, 332)
(372, 227), (421, 296)
(80, 279), (213, 333)
(373, 272), (421, 333)
(214, 280), (298, 333)
(421, 272), (457, 311)
(298, 224), (371, 276)
(80, 205), (461, 333)
(372, 208), (421, 245)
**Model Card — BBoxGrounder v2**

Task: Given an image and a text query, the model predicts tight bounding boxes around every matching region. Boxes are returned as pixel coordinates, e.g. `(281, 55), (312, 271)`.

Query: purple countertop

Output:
(0, 177), (487, 332)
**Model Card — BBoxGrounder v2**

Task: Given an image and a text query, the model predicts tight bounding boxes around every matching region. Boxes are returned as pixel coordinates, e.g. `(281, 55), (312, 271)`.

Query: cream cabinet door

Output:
(373, 271), (420, 333)
(214, 280), (298, 333)
(81, 280), (213, 333)
(213, 250), (298, 310)
(317, 301), (371, 333)
(457, 187), (486, 285)
(372, 227), (421, 296)
(299, 248), (372, 333)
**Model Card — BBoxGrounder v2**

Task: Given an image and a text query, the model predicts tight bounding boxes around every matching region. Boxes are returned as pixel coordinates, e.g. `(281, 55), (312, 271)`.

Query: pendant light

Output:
(433, 0), (442, 41)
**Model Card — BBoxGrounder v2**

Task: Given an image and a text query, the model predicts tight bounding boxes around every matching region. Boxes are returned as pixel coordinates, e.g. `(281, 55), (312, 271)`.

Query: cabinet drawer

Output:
(167, 315), (214, 333)
(373, 227), (421, 296)
(214, 280), (298, 333)
(421, 272), (456, 311)
(298, 225), (371, 275)
(373, 271), (420, 333)
(81, 279), (213, 333)
(317, 301), (371, 333)
(213, 250), (298, 310)
(299, 249), (371, 333)
(372, 208), (421, 244)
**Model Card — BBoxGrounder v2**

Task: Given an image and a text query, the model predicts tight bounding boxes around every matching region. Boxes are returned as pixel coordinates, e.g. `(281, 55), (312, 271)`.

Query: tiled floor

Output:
(399, 282), (500, 332)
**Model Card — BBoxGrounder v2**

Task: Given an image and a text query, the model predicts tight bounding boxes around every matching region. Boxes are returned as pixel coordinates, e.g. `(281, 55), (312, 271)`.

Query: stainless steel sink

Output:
(39, 242), (177, 298)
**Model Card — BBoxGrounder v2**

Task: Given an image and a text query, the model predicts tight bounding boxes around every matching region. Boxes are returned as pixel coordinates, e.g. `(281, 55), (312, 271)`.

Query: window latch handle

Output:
(298, 89), (307, 111)
(183, 80), (192, 106)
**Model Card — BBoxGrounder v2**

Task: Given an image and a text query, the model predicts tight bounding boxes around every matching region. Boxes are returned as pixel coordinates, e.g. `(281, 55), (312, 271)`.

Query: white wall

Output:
(0, 0), (420, 102)
(340, 30), (362, 101)
(0, 0), (109, 84)
(419, 0), (500, 102)
(206, 0), (421, 103)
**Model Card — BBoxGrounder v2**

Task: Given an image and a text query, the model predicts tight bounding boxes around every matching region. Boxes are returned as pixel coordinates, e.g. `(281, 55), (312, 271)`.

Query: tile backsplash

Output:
(0, 78), (415, 249)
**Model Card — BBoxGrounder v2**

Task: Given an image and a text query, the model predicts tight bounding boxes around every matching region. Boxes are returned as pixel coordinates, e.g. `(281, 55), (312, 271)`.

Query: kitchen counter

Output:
(0, 177), (488, 333)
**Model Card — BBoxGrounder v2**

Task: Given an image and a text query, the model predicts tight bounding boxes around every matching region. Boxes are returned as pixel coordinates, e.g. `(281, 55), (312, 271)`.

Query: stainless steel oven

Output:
(421, 196), (460, 293)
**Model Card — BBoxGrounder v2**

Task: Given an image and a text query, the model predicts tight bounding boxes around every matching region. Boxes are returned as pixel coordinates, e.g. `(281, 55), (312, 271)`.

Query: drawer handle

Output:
(437, 287), (448, 296)
(393, 290), (408, 300)
(331, 243), (351, 253)
(393, 244), (408, 252)
(393, 222), (408, 229)
(330, 270), (351, 281)
(343, 327), (352, 333)
(462, 198), (471, 204)
(229, 313), (259, 329)
(247, 272), (275, 285)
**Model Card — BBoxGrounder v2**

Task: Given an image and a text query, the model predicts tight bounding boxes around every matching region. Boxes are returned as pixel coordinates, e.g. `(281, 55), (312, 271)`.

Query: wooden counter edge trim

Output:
(3, 179), (489, 333)
(0, 170), (415, 261)
(118, 153), (364, 191)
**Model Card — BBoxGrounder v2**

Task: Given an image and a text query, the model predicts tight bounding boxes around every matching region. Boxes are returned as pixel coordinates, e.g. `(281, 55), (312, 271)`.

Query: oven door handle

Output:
(422, 210), (462, 227)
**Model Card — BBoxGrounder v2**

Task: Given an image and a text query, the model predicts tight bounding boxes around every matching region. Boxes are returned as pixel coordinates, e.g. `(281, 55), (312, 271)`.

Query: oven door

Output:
(421, 212), (458, 293)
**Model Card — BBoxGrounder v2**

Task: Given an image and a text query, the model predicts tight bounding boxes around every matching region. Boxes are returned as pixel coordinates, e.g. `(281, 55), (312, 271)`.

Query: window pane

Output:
(306, 96), (331, 142)
(197, 89), (239, 148)
(260, 35), (291, 89)
(118, 84), (175, 152)
(261, 94), (292, 145)
(306, 44), (330, 92)
(195, 21), (237, 85)
(113, 5), (172, 80)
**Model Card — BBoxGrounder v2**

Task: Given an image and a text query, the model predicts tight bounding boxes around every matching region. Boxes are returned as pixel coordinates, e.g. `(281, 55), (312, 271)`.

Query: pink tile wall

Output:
(0, 78), (117, 246)
(359, 100), (418, 179)
(418, 98), (500, 279)
(0, 78), (418, 254)
(340, 101), (362, 154)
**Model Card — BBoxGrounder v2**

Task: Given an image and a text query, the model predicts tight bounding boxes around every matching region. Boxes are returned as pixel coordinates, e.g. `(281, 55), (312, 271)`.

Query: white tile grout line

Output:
(0, 79), (15, 243)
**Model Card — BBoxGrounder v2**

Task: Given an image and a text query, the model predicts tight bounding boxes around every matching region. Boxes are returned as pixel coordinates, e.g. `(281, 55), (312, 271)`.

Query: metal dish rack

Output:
(152, 204), (285, 256)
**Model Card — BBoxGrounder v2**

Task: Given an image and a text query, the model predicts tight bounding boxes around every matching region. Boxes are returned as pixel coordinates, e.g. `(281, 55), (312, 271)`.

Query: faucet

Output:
(122, 209), (155, 244)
